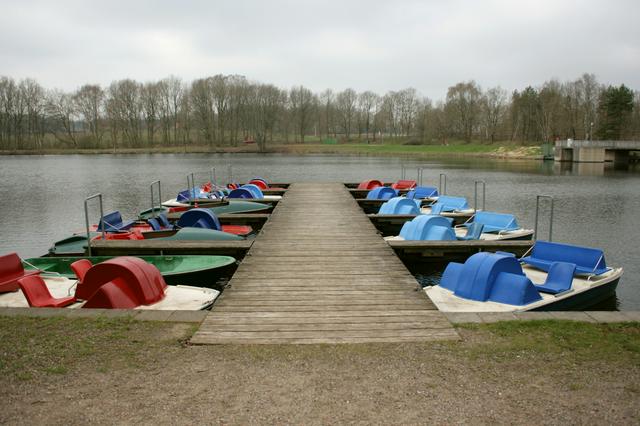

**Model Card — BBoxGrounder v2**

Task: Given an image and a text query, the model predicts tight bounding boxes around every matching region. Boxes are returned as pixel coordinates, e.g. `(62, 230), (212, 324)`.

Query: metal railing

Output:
(534, 195), (554, 241)
(84, 193), (105, 257)
(186, 172), (196, 201)
(439, 173), (447, 195)
(210, 167), (217, 186)
(150, 180), (161, 218)
(474, 180), (486, 212)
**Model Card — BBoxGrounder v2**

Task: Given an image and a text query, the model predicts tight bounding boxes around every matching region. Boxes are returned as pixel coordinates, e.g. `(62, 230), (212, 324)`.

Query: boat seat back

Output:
(157, 213), (172, 228)
(378, 197), (420, 215)
(534, 261), (577, 294)
(240, 184), (264, 199)
(471, 211), (519, 233)
(458, 222), (484, 241)
(147, 218), (161, 230)
(177, 187), (205, 202)
(366, 187), (398, 200)
(249, 179), (268, 190)
(70, 259), (93, 282)
(98, 211), (135, 232)
(430, 196), (470, 213)
(399, 215), (453, 240)
(406, 186), (438, 199)
(228, 188), (254, 199)
(77, 257), (166, 307)
(442, 252), (541, 305)
(18, 275), (77, 308)
(177, 208), (222, 231)
(522, 240), (607, 275)
(0, 252), (39, 293)
(391, 180), (417, 190)
(357, 179), (384, 190)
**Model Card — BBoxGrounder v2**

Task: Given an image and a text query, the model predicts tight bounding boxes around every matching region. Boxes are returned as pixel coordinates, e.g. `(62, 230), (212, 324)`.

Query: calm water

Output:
(1, 153), (639, 310)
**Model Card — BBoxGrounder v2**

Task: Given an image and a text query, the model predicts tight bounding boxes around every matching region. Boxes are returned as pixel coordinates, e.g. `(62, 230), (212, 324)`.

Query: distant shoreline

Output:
(0, 143), (543, 160)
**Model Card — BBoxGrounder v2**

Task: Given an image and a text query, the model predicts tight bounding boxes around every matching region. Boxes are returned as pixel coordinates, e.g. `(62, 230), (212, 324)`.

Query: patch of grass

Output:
(457, 320), (640, 363)
(0, 315), (183, 381)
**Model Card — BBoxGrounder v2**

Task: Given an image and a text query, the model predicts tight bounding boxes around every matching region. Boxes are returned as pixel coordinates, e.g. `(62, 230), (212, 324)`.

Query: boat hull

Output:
(23, 255), (236, 289)
(531, 278), (620, 311)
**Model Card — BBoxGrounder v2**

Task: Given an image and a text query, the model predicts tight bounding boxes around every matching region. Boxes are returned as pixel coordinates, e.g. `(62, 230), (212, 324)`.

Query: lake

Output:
(0, 153), (638, 310)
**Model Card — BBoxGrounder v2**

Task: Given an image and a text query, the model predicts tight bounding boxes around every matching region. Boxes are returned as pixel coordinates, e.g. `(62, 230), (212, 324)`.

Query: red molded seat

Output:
(357, 180), (384, 190)
(248, 179), (268, 190)
(0, 252), (39, 293)
(18, 275), (77, 308)
(70, 259), (93, 282)
(391, 180), (417, 190)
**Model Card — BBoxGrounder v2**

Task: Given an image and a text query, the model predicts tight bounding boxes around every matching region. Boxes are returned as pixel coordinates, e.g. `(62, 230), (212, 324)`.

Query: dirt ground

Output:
(1, 320), (639, 425)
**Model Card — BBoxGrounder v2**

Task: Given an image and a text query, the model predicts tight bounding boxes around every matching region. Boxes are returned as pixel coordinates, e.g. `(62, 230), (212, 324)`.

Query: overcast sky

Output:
(1, 0), (638, 100)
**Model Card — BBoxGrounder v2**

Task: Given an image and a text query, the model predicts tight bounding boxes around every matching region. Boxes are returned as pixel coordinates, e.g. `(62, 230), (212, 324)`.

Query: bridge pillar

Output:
(573, 147), (605, 162)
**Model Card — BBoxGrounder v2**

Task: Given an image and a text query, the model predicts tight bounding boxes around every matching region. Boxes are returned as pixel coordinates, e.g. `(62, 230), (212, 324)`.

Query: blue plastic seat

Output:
(366, 187), (398, 200)
(457, 222), (484, 240)
(176, 208), (222, 231)
(157, 213), (172, 228)
(399, 215), (455, 240)
(439, 252), (542, 306)
(147, 218), (161, 231)
(521, 241), (608, 275)
(97, 211), (135, 232)
(228, 188), (255, 199)
(378, 197), (420, 215)
(428, 196), (469, 213)
(240, 184), (264, 199)
(534, 261), (576, 294)
(406, 186), (438, 200)
(467, 211), (519, 233)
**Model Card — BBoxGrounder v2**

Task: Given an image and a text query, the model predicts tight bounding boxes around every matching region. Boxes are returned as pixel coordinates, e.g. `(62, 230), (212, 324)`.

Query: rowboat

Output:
(22, 255), (236, 287)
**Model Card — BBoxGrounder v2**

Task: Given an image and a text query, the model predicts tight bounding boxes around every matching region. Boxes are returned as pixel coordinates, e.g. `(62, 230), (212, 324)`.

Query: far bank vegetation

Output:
(0, 74), (638, 152)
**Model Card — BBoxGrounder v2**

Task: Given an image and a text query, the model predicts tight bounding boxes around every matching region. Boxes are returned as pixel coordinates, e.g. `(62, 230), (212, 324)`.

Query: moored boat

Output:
(1, 255), (219, 310)
(22, 255), (236, 286)
(425, 241), (623, 312)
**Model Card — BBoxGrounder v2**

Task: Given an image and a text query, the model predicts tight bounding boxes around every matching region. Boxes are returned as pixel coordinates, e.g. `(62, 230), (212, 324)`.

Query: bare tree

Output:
(289, 85), (315, 143)
(445, 81), (482, 142)
(482, 86), (507, 142)
(74, 84), (105, 147)
(336, 88), (357, 140)
(46, 89), (78, 148)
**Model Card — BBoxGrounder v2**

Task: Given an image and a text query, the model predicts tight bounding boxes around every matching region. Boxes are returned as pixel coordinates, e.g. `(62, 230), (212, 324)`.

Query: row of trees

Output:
(0, 74), (638, 151)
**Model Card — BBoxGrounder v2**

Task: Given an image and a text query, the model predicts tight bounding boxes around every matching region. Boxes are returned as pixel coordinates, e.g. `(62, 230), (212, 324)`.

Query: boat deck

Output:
(191, 183), (458, 344)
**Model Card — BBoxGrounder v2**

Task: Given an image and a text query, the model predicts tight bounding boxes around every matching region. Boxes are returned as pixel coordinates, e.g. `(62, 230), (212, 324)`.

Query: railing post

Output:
(84, 193), (104, 257)
(400, 164), (406, 180)
(150, 180), (161, 218)
(534, 195), (554, 241)
(474, 180), (486, 212)
(228, 164), (233, 184)
(210, 167), (217, 186)
(439, 173), (447, 195)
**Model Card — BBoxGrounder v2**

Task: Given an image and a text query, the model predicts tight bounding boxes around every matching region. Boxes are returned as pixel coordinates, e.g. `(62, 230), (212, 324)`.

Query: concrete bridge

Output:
(555, 139), (640, 163)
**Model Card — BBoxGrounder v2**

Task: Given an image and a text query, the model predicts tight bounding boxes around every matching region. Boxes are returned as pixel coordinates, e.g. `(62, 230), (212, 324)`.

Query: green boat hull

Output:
(139, 200), (270, 220)
(24, 255), (237, 288)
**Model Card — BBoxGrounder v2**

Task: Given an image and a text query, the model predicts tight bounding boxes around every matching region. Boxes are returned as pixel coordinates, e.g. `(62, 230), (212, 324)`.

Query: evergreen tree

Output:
(596, 84), (634, 140)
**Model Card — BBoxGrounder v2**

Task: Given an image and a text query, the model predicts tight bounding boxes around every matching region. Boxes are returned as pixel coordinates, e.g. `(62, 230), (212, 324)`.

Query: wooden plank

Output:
(191, 182), (454, 345)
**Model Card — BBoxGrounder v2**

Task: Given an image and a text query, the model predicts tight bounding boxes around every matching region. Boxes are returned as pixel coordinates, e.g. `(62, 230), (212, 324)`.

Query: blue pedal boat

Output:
(425, 241), (623, 312)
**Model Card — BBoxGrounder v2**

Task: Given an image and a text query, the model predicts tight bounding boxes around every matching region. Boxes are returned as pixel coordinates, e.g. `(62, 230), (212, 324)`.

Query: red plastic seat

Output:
(18, 275), (77, 308)
(357, 180), (384, 190)
(391, 180), (417, 190)
(248, 179), (268, 190)
(0, 252), (39, 293)
(70, 259), (93, 282)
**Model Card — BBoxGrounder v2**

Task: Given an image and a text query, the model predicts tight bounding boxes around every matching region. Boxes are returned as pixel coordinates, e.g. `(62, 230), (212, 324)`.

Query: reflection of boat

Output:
(425, 242), (623, 312)
(23, 255), (236, 286)
(1, 256), (219, 310)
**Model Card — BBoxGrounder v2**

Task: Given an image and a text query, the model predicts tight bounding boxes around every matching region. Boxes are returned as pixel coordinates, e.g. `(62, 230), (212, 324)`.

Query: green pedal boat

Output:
(23, 255), (237, 288)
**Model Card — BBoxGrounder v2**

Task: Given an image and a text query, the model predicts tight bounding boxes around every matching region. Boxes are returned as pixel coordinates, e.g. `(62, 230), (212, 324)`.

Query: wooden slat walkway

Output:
(191, 183), (458, 344)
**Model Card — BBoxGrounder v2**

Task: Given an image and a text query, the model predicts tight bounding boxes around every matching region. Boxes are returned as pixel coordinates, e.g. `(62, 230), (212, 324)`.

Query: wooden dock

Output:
(191, 183), (458, 344)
